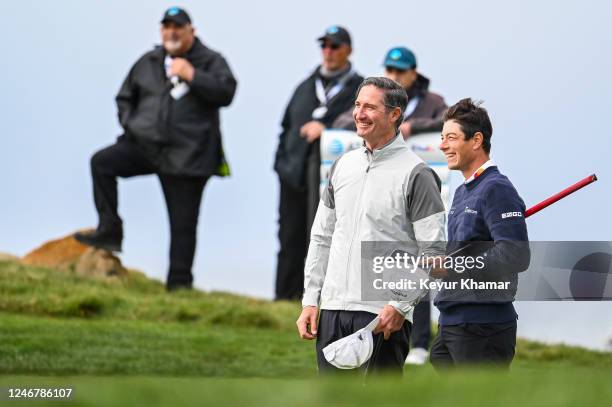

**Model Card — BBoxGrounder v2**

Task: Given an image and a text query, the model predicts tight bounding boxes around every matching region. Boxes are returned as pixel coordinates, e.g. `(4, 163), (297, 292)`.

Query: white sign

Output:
(320, 130), (451, 208)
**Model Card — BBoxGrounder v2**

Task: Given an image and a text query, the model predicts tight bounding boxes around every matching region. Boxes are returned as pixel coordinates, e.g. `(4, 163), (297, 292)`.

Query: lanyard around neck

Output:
(314, 68), (355, 106)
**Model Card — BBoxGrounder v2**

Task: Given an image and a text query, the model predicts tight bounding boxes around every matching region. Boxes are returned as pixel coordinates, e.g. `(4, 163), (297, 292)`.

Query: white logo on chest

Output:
(464, 206), (478, 215)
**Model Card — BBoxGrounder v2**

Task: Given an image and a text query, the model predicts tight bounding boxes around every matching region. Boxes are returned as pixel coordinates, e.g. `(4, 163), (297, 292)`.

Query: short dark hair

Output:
(355, 77), (408, 132)
(443, 98), (493, 153)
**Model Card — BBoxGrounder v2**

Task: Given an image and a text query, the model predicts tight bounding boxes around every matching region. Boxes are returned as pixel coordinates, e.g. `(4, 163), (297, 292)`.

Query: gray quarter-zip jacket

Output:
(301, 134), (446, 322)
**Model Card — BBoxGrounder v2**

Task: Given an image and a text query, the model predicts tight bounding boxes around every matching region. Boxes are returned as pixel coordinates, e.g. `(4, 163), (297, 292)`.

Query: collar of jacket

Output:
(310, 62), (355, 82)
(406, 73), (431, 99)
(361, 133), (405, 160)
(317, 62), (352, 80)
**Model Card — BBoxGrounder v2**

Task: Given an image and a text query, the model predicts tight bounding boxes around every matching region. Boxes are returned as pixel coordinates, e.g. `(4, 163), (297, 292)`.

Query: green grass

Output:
(1, 259), (611, 406)
(0, 313), (315, 377)
(0, 260), (298, 329)
(2, 368), (612, 407)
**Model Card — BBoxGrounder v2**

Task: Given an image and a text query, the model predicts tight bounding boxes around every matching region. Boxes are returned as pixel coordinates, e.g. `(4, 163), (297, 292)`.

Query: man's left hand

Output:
(170, 58), (195, 82)
(300, 121), (325, 143)
(373, 305), (405, 340)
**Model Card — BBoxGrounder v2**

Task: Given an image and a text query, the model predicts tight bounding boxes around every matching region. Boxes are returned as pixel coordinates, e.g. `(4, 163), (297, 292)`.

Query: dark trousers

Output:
(275, 145), (320, 300)
(316, 310), (412, 374)
(411, 296), (432, 349)
(430, 321), (517, 369)
(90, 137), (208, 287)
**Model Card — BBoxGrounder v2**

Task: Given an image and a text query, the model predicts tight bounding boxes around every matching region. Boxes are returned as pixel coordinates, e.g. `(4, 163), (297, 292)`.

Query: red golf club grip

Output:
(447, 174), (597, 257)
(524, 174), (597, 218)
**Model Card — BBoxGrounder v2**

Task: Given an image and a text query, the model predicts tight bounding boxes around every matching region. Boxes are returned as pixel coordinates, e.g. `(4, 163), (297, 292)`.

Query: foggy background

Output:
(1, 0), (610, 350)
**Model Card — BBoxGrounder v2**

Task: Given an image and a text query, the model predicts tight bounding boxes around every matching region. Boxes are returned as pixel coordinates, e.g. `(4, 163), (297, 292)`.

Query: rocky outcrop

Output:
(75, 247), (126, 277)
(21, 230), (127, 277)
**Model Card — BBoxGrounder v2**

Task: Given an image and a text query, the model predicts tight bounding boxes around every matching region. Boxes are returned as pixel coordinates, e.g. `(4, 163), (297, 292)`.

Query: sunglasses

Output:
(320, 42), (341, 50)
(385, 66), (408, 74)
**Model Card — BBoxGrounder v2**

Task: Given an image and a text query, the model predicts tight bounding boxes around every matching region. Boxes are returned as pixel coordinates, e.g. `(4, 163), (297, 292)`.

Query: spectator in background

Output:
(75, 7), (237, 291)
(273, 26), (363, 300)
(333, 46), (447, 141)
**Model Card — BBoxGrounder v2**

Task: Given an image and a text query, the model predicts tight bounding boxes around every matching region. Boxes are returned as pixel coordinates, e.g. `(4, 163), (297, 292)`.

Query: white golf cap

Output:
(322, 316), (380, 369)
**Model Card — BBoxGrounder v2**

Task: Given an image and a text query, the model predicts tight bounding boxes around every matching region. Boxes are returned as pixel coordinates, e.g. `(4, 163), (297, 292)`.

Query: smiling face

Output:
(353, 85), (400, 148)
(440, 119), (487, 177)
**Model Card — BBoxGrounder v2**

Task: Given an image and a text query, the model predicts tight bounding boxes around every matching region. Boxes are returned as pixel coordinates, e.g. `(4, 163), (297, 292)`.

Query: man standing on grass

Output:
(75, 8), (237, 291)
(333, 46), (448, 365)
(296, 77), (446, 373)
(430, 98), (530, 368)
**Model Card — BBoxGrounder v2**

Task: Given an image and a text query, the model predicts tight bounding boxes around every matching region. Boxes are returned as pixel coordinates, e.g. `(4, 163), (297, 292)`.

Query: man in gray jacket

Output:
(296, 77), (446, 373)
(334, 46), (448, 365)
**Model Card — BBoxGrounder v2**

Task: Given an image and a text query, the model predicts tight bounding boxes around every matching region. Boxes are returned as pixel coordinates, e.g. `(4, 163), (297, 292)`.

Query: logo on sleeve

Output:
(501, 211), (523, 219)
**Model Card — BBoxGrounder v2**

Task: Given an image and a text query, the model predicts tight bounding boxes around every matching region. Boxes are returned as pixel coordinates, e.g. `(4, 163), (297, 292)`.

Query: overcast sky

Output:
(1, 0), (610, 349)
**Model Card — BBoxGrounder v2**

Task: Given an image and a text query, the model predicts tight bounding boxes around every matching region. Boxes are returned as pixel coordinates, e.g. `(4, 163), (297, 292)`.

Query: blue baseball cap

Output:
(383, 47), (417, 70)
(161, 7), (191, 26)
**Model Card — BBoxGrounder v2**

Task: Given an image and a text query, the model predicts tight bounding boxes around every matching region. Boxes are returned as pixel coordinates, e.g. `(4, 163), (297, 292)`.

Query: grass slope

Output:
(1, 260), (611, 405)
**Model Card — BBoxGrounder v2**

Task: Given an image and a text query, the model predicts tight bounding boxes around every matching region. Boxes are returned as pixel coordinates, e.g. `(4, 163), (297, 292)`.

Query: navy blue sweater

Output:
(435, 166), (530, 325)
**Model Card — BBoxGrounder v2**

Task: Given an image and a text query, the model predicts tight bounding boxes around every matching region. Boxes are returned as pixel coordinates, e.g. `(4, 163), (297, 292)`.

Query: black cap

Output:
(161, 7), (191, 26)
(317, 25), (351, 46)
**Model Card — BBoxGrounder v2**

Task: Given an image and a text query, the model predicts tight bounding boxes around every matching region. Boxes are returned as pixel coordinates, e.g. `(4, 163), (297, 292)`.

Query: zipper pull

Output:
(365, 150), (372, 173)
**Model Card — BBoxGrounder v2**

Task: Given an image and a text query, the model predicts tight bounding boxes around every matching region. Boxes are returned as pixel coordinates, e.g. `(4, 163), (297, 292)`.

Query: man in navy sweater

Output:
(429, 98), (530, 368)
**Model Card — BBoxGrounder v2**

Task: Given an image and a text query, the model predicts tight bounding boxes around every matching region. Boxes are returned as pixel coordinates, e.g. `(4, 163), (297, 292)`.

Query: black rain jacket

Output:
(116, 37), (237, 176)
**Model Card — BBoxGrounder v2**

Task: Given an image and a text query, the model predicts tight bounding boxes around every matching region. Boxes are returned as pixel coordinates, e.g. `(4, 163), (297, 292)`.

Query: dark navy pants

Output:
(430, 321), (517, 369)
(90, 137), (208, 288)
